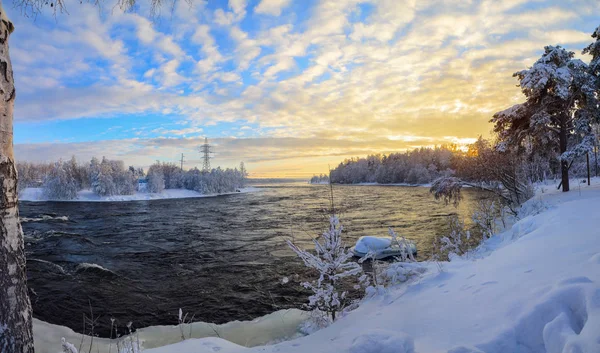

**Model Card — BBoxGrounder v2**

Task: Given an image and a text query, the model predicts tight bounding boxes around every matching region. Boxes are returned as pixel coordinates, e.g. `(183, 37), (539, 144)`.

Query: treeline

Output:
(327, 146), (455, 184)
(315, 138), (598, 187)
(17, 157), (248, 200)
(309, 174), (330, 184)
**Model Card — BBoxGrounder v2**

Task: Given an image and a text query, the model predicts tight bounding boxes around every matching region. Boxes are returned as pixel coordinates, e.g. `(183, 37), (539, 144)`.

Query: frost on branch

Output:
(439, 216), (470, 259)
(472, 200), (502, 239)
(583, 25), (600, 75)
(388, 227), (416, 263)
(61, 337), (78, 353)
(430, 177), (463, 207)
(359, 228), (423, 296)
(287, 216), (364, 323)
(515, 45), (574, 100)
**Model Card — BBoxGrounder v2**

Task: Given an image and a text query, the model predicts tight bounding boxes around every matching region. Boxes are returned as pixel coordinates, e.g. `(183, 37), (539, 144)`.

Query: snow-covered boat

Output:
(350, 236), (417, 260)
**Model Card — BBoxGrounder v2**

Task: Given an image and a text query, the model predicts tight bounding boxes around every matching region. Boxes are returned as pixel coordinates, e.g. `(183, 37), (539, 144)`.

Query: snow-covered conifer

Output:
(492, 44), (598, 192)
(287, 216), (364, 322)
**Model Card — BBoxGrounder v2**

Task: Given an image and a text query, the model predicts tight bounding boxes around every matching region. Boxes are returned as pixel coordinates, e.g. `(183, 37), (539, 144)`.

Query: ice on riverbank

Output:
(19, 187), (260, 202)
(34, 309), (307, 353)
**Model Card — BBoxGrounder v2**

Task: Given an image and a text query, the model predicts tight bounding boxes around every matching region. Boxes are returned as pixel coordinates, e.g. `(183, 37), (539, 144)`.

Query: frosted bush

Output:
(359, 228), (421, 295)
(287, 216), (365, 322)
(61, 337), (78, 353)
(439, 216), (470, 258)
(472, 200), (500, 239)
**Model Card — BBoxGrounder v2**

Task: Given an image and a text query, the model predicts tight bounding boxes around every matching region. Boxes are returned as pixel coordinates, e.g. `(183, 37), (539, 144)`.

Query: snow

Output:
(33, 309), (307, 353)
(19, 187), (260, 202)
(146, 178), (600, 353)
(353, 236), (392, 253)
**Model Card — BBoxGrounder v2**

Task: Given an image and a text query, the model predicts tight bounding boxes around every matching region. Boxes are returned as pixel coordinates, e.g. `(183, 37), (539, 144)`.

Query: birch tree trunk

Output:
(0, 3), (35, 352)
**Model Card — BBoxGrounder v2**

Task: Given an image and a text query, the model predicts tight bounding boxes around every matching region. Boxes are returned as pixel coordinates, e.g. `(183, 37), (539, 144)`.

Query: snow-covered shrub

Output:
(388, 227), (416, 262)
(42, 161), (79, 200)
(116, 322), (143, 353)
(287, 216), (365, 322)
(360, 228), (422, 295)
(380, 262), (427, 287)
(471, 200), (501, 239)
(61, 337), (78, 353)
(439, 216), (471, 259)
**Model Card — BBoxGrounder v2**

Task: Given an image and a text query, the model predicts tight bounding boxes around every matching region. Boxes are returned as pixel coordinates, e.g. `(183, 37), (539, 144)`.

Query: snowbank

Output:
(34, 309), (307, 353)
(19, 187), (260, 202)
(146, 178), (600, 353)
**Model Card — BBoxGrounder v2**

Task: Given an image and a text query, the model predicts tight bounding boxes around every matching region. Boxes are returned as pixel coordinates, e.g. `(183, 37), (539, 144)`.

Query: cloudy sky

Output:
(8, 0), (599, 178)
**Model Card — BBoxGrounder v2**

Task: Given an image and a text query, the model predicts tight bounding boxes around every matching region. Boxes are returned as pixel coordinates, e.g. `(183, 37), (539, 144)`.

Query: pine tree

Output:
(492, 44), (599, 192)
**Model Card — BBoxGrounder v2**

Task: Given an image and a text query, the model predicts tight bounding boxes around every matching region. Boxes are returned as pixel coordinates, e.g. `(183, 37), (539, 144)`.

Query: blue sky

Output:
(7, 0), (600, 178)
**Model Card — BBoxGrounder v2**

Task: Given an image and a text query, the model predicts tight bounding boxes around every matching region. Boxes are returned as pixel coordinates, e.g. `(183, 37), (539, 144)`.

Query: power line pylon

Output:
(200, 137), (213, 173)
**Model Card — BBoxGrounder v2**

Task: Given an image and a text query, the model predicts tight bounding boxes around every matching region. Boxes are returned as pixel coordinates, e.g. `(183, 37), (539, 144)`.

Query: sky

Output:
(7, 0), (600, 178)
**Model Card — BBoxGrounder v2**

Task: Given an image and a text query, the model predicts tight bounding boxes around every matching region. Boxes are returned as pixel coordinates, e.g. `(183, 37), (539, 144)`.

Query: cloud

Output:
(254, 0), (291, 16)
(9, 0), (600, 177)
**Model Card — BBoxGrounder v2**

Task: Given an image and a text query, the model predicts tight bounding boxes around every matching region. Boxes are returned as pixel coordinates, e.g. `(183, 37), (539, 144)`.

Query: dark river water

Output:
(20, 183), (486, 336)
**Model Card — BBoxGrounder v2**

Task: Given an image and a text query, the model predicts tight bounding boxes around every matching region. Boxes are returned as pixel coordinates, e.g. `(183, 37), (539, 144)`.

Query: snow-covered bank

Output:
(19, 187), (260, 202)
(34, 309), (307, 353)
(147, 179), (600, 353)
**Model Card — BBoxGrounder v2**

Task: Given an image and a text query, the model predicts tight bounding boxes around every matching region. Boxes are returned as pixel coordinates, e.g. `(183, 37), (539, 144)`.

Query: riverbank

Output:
(146, 178), (600, 352)
(19, 187), (260, 202)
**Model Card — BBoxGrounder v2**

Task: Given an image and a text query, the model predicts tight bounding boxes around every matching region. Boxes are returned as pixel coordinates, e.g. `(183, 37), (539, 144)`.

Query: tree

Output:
(492, 44), (598, 192)
(286, 216), (363, 322)
(0, 6), (34, 353)
(146, 165), (165, 193)
(42, 160), (79, 200)
(239, 162), (248, 187)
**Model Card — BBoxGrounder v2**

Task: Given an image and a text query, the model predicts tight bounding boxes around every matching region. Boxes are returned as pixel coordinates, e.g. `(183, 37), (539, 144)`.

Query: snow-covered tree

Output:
(309, 173), (330, 184)
(492, 44), (599, 192)
(583, 25), (600, 77)
(287, 216), (364, 322)
(42, 160), (79, 200)
(147, 165), (165, 193)
(239, 162), (248, 187)
(2, 0), (196, 350)
(0, 6), (33, 352)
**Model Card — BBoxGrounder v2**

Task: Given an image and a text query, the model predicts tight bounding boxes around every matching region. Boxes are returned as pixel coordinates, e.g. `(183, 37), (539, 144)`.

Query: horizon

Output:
(9, 0), (599, 178)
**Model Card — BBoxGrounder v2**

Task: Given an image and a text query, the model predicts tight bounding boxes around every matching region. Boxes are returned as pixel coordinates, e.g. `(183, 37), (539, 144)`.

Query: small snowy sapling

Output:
(287, 216), (364, 323)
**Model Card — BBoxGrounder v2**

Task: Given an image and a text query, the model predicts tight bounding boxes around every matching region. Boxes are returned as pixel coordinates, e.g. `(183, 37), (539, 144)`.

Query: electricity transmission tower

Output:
(200, 137), (213, 173)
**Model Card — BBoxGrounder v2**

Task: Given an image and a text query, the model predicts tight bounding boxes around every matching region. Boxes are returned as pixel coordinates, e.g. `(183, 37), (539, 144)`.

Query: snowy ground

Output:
(33, 178), (600, 353)
(19, 187), (260, 202)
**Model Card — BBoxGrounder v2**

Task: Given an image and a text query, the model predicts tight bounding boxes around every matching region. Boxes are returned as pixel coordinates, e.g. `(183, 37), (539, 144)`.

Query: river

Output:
(20, 183), (486, 337)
